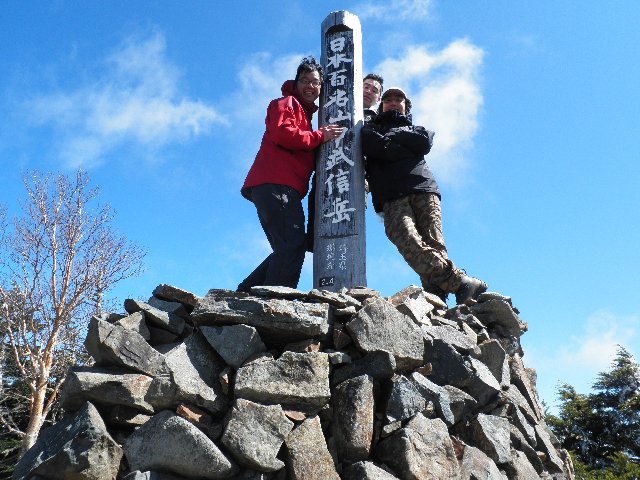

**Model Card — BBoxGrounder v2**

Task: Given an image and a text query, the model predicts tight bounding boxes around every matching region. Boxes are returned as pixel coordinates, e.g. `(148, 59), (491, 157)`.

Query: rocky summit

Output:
(13, 283), (574, 480)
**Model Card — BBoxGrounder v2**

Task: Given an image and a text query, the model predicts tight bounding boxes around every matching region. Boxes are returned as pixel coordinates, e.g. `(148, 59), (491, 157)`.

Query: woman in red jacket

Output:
(238, 57), (343, 292)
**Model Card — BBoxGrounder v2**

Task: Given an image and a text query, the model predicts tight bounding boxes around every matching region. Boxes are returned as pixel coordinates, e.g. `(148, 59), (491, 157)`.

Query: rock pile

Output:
(13, 284), (574, 480)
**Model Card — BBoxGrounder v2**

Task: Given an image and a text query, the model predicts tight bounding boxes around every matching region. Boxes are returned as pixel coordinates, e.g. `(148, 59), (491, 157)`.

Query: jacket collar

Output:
(374, 109), (413, 126)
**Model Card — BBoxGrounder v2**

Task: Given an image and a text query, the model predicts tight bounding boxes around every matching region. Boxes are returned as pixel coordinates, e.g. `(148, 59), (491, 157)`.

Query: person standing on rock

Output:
(362, 87), (487, 304)
(238, 56), (343, 292)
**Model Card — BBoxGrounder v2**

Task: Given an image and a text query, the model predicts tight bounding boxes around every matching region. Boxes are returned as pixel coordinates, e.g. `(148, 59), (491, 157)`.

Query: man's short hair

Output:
(364, 73), (384, 91)
(295, 56), (324, 83)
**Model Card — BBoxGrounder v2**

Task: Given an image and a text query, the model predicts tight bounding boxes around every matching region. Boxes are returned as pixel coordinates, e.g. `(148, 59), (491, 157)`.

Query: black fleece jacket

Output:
(361, 109), (439, 213)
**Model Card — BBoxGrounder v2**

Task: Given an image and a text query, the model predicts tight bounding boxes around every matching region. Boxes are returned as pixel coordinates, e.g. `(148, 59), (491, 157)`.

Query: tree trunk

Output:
(20, 375), (48, 454)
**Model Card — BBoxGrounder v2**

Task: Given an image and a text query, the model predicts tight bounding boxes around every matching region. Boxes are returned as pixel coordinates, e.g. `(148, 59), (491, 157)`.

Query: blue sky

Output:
(2, 0), (639, 413)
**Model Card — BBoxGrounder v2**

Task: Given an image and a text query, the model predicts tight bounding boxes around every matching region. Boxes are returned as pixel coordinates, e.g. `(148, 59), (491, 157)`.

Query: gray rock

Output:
(509, 426), (545, 474)
(422, 290), (448, 310)
(249, 285), (307, 300)
(84, 317), (164, 375)
(476, 291), (514, 307)
(234, 352), (330, 412)
(308, 288), (361, 308)
(535, 424), (566, 474)
(342, 461), (400, 480)
(443, 385), (478, 425)
(433, 315), (460, 328)
(61, 367), (154, 414)
(478, 340), (510, 387)
(282, 339), (321, 353)
(502, 450), (542, 480)
(332, 375), (374, 462)
(285, 415), (340, 479)
(410, 372), (455, 426)
(332, 305), (357, 317)
(467, 358), (502, 406)
(192, 290), (330, 346)
(147, 332), (228, 414)
(376, 414), (460, 480)
(332, 350), (396, 386)
(147, 326), (180, 345)
(460, 445), (507, 480)
(124, 410), (237, 479)
(332, 322), (352, 349)
(381, 420), (403, 438)
(504, 384), (538, 425)
(123, 472), (188, 480)
(510, 402), (537, 447)
(468, 414), (511, 465)
(471, 299), (526, 338)
(325, 350), (351, 365)
(346, 297), (424, 370)
(201, 324), (266, 369)
(385, 375), (427, 424)
(124, 299), (186, 335)
(228, 472), (274, 480)
(510, 355), (543, 421)
(94, 312), (127, 323)
(221, 399), (293, 472)
(424, 339), (474, 387)
(423, 324), (481, 356)
(13, 402), (122, 480)
(115, 311), (151, 340)
(387, 285), (435, 324)
(106, 405), (151, 428)
(346, 287), (381, 302)
(152, 284), (199, 309)
(461, 321), (479, 344)
(148, 296), (190, 317)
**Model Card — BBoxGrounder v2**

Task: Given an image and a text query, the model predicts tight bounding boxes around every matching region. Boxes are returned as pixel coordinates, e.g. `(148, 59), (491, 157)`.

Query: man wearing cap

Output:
(362, 87), (487, 304)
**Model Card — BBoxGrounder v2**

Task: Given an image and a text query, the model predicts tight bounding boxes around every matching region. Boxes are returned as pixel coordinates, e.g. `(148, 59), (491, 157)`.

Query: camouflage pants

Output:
(383, 193), (464, 293)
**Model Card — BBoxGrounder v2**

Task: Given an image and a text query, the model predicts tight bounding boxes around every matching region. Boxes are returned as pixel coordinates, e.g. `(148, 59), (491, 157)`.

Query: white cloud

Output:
(558, 310), (638, 371)
(224, 52), (312, 176)
(28, 31), (226, 168)
(227, 40), (484, 187)
(529, 310), (639, 412)
(375, 39), (484, 186)
(230, 52), (306, 124)
(356, 0), (434, 21)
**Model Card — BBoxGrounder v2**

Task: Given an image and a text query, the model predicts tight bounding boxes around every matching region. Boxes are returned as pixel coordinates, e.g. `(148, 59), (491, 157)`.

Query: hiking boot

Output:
(455, 275), (488, 305)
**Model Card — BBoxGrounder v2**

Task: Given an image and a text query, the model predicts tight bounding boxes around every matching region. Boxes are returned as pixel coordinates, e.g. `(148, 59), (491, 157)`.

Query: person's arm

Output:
(267, 98), (342, 150)
(268, 101), (324, 151)
(362, 124), (416, 160)
(386, 126), (435, 155)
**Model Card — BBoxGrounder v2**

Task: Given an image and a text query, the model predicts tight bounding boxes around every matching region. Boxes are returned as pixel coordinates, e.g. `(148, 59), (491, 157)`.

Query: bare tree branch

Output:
(0, 169), (145, 456)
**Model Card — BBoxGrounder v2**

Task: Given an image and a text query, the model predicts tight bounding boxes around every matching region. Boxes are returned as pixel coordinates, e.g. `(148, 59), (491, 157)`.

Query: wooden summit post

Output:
(313, 11), (366, 291)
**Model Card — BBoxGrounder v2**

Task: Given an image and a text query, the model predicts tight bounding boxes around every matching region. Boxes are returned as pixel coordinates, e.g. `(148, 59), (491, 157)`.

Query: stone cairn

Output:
(13, 284), (575, 480)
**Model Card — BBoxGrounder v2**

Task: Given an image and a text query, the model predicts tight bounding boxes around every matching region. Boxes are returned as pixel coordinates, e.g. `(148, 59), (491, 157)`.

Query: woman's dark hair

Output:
(295, 56), (324, 83)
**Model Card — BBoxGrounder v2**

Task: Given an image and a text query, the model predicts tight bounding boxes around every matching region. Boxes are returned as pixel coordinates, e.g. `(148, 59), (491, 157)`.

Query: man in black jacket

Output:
(362, 87), (487, 304)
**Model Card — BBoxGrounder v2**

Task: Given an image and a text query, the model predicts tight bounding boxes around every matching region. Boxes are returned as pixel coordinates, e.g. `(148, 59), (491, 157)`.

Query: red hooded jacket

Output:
(241, 80), (324, 199)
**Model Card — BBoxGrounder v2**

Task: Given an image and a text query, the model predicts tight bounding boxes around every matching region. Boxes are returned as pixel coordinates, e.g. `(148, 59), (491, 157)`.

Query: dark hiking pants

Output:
(238, 183), (306, 291)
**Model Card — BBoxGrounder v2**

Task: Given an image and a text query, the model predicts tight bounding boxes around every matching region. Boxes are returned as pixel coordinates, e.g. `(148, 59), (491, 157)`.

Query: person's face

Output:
(363, 79), (382, 108)
(382, 94), (406, 114)
(296, 70), (322, 103)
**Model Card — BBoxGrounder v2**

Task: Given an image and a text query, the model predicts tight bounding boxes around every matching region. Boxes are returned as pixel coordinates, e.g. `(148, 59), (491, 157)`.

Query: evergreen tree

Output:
(547, 346), (640, 475)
